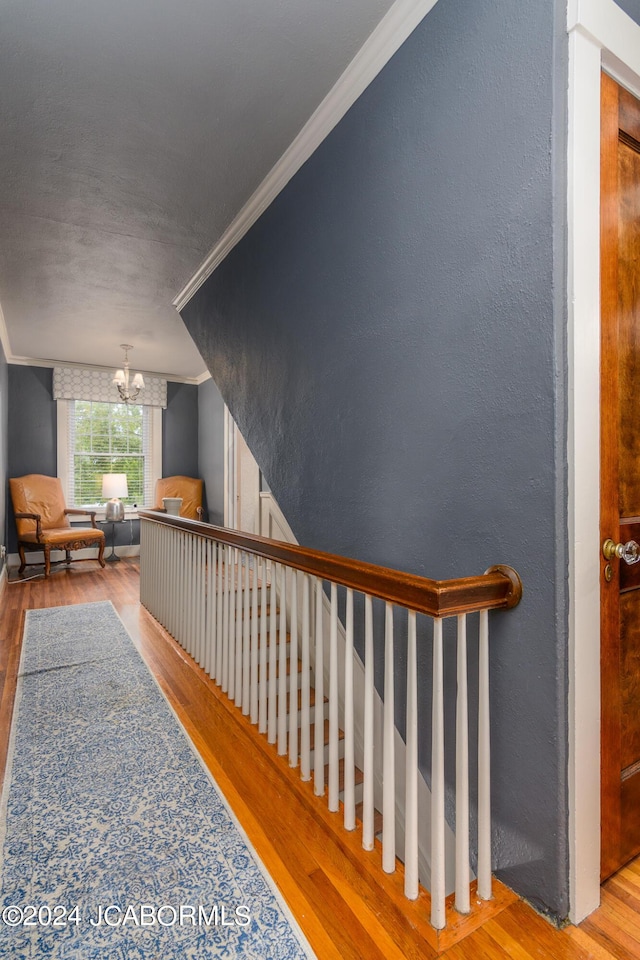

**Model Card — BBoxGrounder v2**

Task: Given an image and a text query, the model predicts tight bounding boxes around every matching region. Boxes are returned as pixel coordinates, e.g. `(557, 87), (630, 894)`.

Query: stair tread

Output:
(308, 717), (344, 750)
(355, 801), (384, 836)
(320, 756), (365, 792)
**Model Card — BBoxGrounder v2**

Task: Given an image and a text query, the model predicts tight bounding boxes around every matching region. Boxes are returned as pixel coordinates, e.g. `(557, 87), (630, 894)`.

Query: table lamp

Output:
(102, 474), (128, 521)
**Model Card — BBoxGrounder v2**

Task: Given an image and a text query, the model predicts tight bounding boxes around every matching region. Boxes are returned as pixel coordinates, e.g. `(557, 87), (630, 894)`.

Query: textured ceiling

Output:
(0, 0), (396, 379)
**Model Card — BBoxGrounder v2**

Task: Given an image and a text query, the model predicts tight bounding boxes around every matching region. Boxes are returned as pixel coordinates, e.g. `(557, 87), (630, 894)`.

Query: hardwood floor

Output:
(0, 558), (635, 958)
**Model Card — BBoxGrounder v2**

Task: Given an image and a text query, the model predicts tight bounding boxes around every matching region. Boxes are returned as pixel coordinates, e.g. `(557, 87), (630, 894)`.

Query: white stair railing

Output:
(139, 511), (521, 930)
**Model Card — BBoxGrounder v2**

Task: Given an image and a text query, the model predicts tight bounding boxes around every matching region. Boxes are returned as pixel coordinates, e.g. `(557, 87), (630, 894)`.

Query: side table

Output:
(100, 519), (128, 563)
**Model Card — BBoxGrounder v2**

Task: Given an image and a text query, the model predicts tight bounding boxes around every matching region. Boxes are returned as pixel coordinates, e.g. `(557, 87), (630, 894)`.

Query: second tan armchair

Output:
(153, 476), (204, 521)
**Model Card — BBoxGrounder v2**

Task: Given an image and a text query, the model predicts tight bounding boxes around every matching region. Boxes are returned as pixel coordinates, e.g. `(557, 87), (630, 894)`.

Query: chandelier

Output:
(113, 344), (144, 404)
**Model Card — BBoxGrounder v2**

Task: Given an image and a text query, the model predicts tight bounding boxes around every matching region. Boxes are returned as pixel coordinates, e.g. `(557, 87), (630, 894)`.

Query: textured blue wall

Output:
(182, 0), (569, 918)
(0, 342), (7, 574)
(7, 366), (57, 554)
(162, 382), (199, 478)
(198, 377), (225, 525)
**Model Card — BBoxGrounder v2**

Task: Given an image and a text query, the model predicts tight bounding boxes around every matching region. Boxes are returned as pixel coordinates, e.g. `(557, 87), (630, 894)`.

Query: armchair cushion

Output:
(18, 527), (105, 546)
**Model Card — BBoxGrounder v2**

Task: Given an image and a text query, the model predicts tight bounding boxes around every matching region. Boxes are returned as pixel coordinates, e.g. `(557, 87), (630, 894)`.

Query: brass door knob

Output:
(602, 538), (640, 564)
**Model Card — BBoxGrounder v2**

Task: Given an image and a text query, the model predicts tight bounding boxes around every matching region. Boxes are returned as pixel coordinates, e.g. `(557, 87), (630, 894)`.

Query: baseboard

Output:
(8, 545), (141, 568)
(0, 563), (6, 601)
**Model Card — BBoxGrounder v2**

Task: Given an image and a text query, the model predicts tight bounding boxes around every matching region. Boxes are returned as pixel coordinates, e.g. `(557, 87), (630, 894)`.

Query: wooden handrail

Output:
(138, 511), (522, 618)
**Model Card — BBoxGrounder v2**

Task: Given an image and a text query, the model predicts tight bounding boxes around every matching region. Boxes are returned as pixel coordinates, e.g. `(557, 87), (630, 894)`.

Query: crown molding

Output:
(173, 0), (440, 312)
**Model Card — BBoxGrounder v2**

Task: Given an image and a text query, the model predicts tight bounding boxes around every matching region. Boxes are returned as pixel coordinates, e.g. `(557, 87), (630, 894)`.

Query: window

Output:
(57, 400), (162, 510)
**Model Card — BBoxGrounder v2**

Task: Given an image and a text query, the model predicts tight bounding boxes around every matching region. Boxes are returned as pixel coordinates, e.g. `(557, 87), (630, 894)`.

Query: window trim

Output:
(57, 400), (162, 517)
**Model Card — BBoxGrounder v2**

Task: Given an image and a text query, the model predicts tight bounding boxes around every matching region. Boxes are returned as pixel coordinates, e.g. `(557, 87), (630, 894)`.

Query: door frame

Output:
(568, 0), (640, 923)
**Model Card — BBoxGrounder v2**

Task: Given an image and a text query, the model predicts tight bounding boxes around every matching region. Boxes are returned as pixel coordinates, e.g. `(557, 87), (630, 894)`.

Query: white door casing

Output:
(567, 0), (640, 923)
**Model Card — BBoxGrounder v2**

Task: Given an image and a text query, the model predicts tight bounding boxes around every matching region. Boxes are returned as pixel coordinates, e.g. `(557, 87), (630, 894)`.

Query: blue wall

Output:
(0, 342), (7, 575)
(182, 0), (569, 918)
(7, 366), (57, 553)
(198, 377), (225, 525)
(162, 382), (199, 478)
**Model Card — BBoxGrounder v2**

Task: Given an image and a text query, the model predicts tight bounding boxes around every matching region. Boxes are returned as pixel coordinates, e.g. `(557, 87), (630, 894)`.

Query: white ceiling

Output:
(0, 0), (398, 380)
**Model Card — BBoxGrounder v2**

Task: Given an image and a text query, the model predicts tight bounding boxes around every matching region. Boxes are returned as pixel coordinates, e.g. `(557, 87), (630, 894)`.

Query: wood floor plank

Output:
(484, 902), (594, 960)
(585, 919), (640, 960)
(564, 925), (619, 960)
(605, 873), (640, 911)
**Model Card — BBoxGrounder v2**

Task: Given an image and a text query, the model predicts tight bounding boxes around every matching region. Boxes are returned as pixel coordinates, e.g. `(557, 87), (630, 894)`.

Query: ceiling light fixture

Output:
(113, 344), (144, 404)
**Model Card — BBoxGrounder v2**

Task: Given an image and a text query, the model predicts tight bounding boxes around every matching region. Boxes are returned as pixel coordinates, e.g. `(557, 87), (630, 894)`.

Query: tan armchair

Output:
(10, 474), (106, 578)
(153, 476), (204, 521)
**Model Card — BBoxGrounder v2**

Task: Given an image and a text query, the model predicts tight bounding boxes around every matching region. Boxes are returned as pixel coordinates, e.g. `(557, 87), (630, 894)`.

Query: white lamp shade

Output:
(132, 372), (145, 388)
(113, 369), (125, 385)
(102, 474), (128, 499)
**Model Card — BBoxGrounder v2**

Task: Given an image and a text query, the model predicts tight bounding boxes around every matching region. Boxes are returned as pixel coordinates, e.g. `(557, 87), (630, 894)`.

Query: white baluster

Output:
(268, 563), (277, 744)
(139, 520), (146, 607)
(192, 535), (199, 658)
(197, 537), (205, 666)
(383, 602), (396, 873)
(178, 530), (185, 646)
(215, 542), (224, 683)
(405, 610), (419, 899)
(242, 554), (251, 714)
(278, 564), (288, 755)
(185, 534), (193, 654)
(363, 594), (374, 851)
(229, 546), (237, 697)
(195, 536), (202, 660)
(300, 574), (311, 781)
(157, 522), (165, 627)
(477, 609), (492, 901)
(191, 535), (199, 657)
(176, 531), (183, 645)
(234, 551), (243, 706)
(314, 577), (324, 797)
(328, 583), (339, 812)
(258, 557), (268, 734)
(199, 537), (207, 667)
(142, 519), (149, 610)
(289, 570), (299, 768)
(205, 540), (218, 677)
(165, 525), (173, 636)
(222, 545), (231, 693)
(456, 614), (470, 913)
(431, 617), (446, 930)
(160, 524), (166, 626)
(230, 549), (240, 702)
(250, 554), (259, 723)
(148, 521), (154, 607)
(343, 588), (355, 831)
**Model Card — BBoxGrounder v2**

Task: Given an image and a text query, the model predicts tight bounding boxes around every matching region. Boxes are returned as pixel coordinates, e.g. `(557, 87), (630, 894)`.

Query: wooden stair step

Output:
(355, 801), (384, 837)
(308, 717), (345, 751)
(320, 756), (365, 793)
(286, 686), (327, 714)
(260, 655), (301, 680)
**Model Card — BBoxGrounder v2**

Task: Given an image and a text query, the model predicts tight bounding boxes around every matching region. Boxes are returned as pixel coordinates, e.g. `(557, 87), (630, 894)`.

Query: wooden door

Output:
(600, 72), (640, 880)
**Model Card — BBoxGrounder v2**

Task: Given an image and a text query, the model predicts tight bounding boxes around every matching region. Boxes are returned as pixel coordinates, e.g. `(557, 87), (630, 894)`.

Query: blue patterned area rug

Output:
(0, 601), (316, 959)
